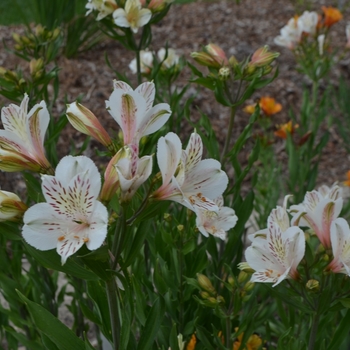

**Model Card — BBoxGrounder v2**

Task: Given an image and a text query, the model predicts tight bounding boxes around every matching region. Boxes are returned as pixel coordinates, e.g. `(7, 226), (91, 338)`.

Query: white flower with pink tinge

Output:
(195, 196), (237, 240)
(327, 218), (350, 275)
(22, 156), (108, 264)
(153, 131), (228, 212)
(245, 205), (305, 287)
(289, 184), (343, 249)
(0, 94), (52, 173)
(106, 80), (171, 150)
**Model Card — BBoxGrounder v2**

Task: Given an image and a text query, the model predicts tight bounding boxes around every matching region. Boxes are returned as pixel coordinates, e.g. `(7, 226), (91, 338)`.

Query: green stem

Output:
(220, 106), (237, 164)
(225, 315), (231, 348)
(308, 308), (320, 350)
(112, 204), (127, 270)
(105, 278), (120, 350)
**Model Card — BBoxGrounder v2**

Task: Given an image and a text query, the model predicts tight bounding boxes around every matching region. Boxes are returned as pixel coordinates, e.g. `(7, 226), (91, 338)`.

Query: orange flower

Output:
(322, 6), (343, 27)
(186, 333), (197, 350)
(259, 97), (282, 116)
(274, 121), (299, 139)
(233, 328), (265, 350)
(344, 170), (350, 187)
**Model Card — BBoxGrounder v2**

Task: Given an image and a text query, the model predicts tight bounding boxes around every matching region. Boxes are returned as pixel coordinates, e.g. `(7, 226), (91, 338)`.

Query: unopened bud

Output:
(197, 273), (216, 295)
(52, 28), (61, 40)
(306, 279), (319, 292)
(228, 276), (235, 287)
(238, 271), (249, 284)
(207, 297), (217, 304)
(163, 213), (172, 222)
(262, 65), (273, 75)
(177, 224), (184, 232)
(0, 67), (6, 76)
(249, 45), (279, 68)
(191, 52), (222, 69)
(29, 58), (44, 76)
(35, 24), (45, 36)
(322, 254), (329, 262)
(228, 55), (238, 66)
(243, 281), (255, 292)
(216, 295), (225, 304)
(200, 291), (210, 299)
(237, 262), (255, 274)
(12, 33), (21, 44)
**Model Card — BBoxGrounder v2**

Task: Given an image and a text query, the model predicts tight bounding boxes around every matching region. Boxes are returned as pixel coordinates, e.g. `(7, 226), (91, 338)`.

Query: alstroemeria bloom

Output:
(274, 17), (302, 49)
(322, 6), (343, 27)
(327, 218), (350, 275)
(274, 120), (298, 139)
(153, 132), (228, 212)
(0, 190), (27, 221)
(115, 145), (152, 201)
(86, 0), (118, 20)
(289, 184), (343, 248)
(297, 11), (318, 36)
(113, 0), (152, 33)
(0, 94), (53, 173)
(259, 97), (282, 116)
(195, 196), (237, 240)
(245, 205), (305, 287)
(129, 50), (154, 74)
(66, 101), (114, 152)
(157, 48), (180, 69)
(106, 80), (171, 150)
(22, 156), (108, 264)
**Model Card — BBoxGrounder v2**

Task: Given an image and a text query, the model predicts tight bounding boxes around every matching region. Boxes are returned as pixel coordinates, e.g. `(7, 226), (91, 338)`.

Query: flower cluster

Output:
(129, 48), (180, 74)
(244, 184), (350, 286)
(0, 78), (238, 264)
(274, 7), (343, 50)
(86, 0), (173, 32)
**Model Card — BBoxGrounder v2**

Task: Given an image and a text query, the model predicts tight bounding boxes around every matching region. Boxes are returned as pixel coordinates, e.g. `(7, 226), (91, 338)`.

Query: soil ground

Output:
(0, 0), (349, 194)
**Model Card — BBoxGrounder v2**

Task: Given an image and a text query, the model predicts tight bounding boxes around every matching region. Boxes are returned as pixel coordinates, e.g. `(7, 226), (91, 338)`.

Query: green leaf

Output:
(328, 309), (350, 350)
(137, 298), (165, 350)
(17, 290), (85, 350)
(24, 243), (98, 280)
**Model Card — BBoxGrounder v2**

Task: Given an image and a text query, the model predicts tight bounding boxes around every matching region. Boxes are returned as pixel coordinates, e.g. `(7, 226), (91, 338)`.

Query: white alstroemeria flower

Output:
(317, 34), (325, 55)
(115, 144), (152, 201)
(86, 0), (117, 20)
(0, 94), (52, 173)
(22, 156), (108, 265)
(157, 48), (180, 69)
(274, 17), (302, 49)
(106, 80), (171, 149)
(113, 0), (152, 33)
(328, 218), (350, 275)
(245, 205), (305, 287)
(129, 50), (154, 74)
(153, 132), (228, 212)
(195, 196), (237, 240)
(289, 184), (343, 249)
(298, 11), (318, 36)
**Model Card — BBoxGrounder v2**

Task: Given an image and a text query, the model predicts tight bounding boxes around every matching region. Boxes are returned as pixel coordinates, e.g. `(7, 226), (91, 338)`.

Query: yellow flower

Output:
(274, 120), (299, 139)
(322, 6), (342, 27)
(186, 333), (197, 350)
(233, 328), (265, 350)
(259, 97), (282, 116)
(243, 104), (257, 114)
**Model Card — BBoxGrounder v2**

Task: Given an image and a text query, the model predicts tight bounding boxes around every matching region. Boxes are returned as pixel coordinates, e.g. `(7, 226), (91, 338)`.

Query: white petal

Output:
(138, 103), (171, 138)
(157, 132), (182, 186)
(135, 81), (155, 112)
(185, 132), (203, 173)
